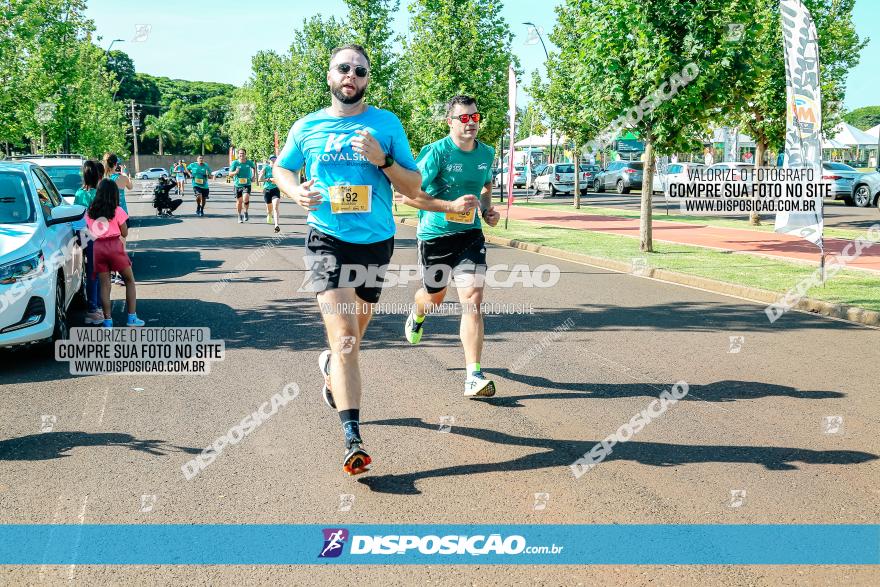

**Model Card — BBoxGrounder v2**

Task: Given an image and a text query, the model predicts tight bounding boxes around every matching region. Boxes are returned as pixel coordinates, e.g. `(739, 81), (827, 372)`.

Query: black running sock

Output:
(340, 409), (361, 440)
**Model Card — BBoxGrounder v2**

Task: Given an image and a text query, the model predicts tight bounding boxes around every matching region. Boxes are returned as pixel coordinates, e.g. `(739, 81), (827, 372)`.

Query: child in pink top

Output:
(86, 179), (145, 328)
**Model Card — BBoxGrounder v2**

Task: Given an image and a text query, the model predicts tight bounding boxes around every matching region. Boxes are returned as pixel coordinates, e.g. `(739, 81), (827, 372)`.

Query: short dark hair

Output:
(330, 44), (370, 67)
(82, 160), (101, 190)
(446, 95), (477, 117)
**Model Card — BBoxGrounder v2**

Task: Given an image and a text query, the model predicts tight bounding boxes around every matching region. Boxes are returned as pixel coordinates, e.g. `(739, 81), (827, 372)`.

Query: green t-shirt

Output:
(73, 187), (96, 208)
(187, 162), (212, 187)
(415, 136), (494, 240)
(230, 160), (256, 186)
(263, 163), (276, 189)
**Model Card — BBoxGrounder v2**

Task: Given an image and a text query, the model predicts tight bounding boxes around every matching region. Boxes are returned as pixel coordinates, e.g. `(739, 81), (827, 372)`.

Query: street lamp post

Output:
(523, 21), (553, 164)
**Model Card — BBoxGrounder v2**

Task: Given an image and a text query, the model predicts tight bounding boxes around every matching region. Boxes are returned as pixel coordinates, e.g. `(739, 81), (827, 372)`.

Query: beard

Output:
(330, 81), (366, 105)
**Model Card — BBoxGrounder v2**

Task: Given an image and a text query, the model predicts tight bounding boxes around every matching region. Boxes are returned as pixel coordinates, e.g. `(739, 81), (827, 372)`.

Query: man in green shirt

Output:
(258, 154), (281, 233)
(187, 155), (212, 217)
(398, 94), (500, 398)
(229, 147), (257, 223)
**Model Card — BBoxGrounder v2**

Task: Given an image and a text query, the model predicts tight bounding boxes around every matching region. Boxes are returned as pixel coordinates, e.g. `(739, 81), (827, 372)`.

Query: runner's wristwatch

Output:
(379, 154), (394, 169)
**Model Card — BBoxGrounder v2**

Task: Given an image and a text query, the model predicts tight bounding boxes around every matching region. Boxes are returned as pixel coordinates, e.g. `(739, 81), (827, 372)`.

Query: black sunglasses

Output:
(334, 63), (369, 78)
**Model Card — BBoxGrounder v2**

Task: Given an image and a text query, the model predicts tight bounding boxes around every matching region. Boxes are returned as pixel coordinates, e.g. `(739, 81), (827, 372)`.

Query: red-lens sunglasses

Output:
(453, 112), (482, 124)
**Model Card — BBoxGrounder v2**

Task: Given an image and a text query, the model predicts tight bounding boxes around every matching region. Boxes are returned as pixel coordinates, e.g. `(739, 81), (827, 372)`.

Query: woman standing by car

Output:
(74, 160), (104, 325)
(103, 153), (131, 214)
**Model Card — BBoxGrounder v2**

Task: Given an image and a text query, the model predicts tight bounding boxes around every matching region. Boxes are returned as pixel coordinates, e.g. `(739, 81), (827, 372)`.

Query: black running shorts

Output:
(304, 227), (394, 304)
(263, 187), (280, 203)
(235, 185), (252, 198)
(193, 186), (209, 198)
(418, 229), (487, 294)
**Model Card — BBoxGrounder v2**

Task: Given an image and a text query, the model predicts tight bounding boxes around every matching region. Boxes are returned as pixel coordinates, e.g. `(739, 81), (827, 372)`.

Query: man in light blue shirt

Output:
(273, 44), (425, 476)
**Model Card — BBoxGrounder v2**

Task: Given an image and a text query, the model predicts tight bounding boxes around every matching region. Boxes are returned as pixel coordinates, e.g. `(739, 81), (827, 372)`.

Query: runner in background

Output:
(259, 154), (281, 232)
(229, 148), (256, 223)
(188, 155), (212, 217)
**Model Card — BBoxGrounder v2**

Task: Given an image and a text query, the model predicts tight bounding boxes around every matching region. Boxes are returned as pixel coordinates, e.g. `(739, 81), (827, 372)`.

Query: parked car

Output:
(533, 163), (589, 195)
(0, 161), (86, 350)
(853, 171), (880, 209)
(135, 168), (170, 181)
(10, 155), (84, 204)
(653, 162), (705, 195)
(595, 160), (644, 194)
(212, 166), (230, 178)
(494, 165), (527, 188)
(529, 164), (547, 184)
(820, 162), (864, 206)
(580, 164), (601, 191)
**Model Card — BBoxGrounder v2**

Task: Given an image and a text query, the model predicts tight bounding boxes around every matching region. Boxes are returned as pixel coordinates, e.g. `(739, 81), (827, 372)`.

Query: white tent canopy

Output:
(828, 122), (876, 146)
(866, 124), (880, 139)
(514, 133), (553, 148)
(822, 136), (848, 149)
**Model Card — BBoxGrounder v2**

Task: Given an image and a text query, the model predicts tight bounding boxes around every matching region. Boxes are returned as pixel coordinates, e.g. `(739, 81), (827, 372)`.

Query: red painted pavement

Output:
(506, 206), (880, 272)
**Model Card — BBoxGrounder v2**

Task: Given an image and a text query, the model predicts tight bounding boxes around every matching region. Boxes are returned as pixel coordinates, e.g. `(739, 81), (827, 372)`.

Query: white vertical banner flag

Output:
(506, 63), (517, 215)
(777, 0), (824, 250)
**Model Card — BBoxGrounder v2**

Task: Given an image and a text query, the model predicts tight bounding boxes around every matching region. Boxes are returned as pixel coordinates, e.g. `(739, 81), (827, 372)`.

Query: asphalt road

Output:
(511, 186), (880, 231)
(1, 179), (878, 585)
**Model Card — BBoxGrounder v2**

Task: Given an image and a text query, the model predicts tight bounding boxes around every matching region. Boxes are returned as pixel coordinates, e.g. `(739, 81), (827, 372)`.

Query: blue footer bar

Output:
(1, 524), (877, 565)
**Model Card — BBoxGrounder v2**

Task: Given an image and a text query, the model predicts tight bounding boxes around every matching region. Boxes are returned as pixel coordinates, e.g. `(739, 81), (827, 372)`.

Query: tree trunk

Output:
(573, 141), (581, 209)
(639, 139), (655, 252)
(201, 143), (206, 156)
(158, 137), (164, 156)
(750, 139), (766, 226)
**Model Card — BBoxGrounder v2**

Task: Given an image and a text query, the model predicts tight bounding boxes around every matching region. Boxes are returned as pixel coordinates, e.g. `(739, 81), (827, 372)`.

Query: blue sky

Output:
(87, 0), (877, 111)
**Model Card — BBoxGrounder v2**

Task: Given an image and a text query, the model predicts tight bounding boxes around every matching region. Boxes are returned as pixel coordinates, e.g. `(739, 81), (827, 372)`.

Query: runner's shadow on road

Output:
(469, 370), (844, 406)
(0, 432), (201, 461)
(357, 418), (877, 495)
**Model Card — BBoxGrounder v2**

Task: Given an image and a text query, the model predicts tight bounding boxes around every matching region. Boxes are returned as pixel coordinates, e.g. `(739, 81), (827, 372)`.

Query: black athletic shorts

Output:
(263, 187), (280, 203)
(418, 228), (487, 294)
(304, 227), (394, 304)
(193, 185), (209, 198)
(235, 185), (252, 198)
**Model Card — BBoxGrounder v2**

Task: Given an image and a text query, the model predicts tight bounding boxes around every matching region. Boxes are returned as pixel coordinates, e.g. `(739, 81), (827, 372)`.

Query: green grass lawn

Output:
(514, 200), (871, 241)
(393, 205), (880, 312)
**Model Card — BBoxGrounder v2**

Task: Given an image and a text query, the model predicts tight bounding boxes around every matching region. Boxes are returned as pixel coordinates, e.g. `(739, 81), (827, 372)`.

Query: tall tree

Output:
(400, 0), (518, 152)
(844, 106), (880, 131)
(186, 120), (219, 156)
(546, 0), (752, 250)
(728, 0), (864, 224)
(143, 113), (176, 155)
(344, 0), (402, 112)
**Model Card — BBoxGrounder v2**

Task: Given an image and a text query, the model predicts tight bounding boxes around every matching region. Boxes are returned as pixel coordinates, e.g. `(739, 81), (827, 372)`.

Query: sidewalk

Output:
(506, 206), (880, 273)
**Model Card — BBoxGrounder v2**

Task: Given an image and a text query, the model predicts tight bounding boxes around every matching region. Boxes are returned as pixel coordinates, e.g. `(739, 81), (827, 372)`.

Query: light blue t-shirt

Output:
(277, 106), (418, 244)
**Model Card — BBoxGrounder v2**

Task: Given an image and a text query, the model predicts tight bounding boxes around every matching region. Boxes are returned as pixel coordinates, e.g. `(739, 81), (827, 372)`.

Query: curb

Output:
(396, 217), (880, 328)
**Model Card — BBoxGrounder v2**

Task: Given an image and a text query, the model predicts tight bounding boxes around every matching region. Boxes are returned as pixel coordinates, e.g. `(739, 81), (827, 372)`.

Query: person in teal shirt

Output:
(258, 154), (281, 232)
(75, 160), (104, 325)
(103, 152), (130, 214)
(187, 155), (212, 217)
(229, 148), (257, 222)
(398, 94), (500, 398)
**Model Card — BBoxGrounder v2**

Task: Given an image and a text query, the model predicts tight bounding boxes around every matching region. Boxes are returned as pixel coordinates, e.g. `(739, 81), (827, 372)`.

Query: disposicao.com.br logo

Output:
(318, 528), (563, 558)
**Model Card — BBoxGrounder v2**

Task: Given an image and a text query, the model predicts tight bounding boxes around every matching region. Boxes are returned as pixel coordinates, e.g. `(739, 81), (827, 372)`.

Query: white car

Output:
(212, 167), (230, 178)
(136, 168), (170, 180)
(533, 163), (589, 195)
(653, 162), (706, 195)
(11, 155), (85, 204)
(0, 161), (86, 350)
(494, 165), (527, 188)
